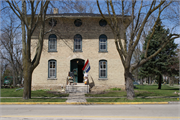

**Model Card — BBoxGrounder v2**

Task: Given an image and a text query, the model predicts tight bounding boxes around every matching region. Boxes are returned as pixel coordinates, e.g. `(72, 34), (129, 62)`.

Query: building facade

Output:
(31, 13), (131, 90)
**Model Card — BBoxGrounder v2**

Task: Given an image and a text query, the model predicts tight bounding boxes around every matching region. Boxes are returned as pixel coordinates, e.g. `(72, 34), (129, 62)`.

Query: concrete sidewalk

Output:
(66, 93), (87, 102)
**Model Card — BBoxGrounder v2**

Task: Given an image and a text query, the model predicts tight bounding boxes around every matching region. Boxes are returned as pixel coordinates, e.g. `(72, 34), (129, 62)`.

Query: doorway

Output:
(70, 59), (85, 83)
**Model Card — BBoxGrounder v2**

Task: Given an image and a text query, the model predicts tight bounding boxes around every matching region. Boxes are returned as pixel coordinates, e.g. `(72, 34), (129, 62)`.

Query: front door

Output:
(70, 59), (85, 83)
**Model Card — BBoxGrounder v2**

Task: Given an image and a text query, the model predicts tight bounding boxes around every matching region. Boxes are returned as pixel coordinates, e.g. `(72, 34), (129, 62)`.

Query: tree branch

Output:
(97, 0), (114, 31)
(110, 0), (127, 57)
(6, 1), (21, 19)
(107, 0), (114, 30)
(145, 10), (161, 58)
(131, 34), (180, 72)
(115, 39), (126, 67)
(131, 1), (165, 53)
(32, 1), (50, 70)
(134, 0), (143, 31)
(121, 0), (128, 53)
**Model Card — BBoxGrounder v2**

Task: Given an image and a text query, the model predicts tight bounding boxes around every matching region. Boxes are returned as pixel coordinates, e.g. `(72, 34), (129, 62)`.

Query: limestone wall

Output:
(31, 17), (125, 90)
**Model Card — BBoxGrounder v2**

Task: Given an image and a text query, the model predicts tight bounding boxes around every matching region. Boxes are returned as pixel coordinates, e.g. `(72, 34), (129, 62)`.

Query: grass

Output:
(0, 98), (67, 102)
(1, 85), (179, 102)
(86, 85), (179, 97)
(135, 85), (179, 97)
(1, 87), (69, 97)
(87, 98), (179, 102)
(86, 91), (127, 97)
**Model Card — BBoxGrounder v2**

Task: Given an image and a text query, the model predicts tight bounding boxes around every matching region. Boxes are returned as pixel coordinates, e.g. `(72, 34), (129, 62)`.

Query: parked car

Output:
(4, 76), (13, 86)
(133, 81), (139, 85)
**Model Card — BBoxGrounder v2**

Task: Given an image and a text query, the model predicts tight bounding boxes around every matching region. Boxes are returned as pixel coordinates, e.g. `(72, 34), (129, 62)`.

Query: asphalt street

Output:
(0, 104), (180, 120)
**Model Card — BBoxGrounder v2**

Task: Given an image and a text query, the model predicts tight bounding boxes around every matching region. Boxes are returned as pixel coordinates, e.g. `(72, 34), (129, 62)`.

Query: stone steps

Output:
(66, 85), (89, 93)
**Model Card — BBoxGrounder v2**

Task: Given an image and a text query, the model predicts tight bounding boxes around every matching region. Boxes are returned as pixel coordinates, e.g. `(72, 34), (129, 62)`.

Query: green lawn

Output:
(87, 98), (179, 102)
(0, 98), (67, 102)
(1, 85), (179, 102)
(86, 85), (179, 97)
(135, 85), (179, 97)
(86, 91), (127, 97)
(1, 88), (69, 97)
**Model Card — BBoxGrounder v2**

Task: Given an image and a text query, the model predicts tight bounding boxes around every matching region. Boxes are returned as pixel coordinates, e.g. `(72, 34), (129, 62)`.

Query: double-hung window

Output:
(74, 34), (82, 52)
(48, 59), (56, 78)
(99, 34), (107, 52)
(48, 34), (57, 52)
(99, 60), (107, 78)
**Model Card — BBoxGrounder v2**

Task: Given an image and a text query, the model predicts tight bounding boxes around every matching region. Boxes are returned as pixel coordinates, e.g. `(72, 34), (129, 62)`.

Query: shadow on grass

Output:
(161, 88), (179, 90)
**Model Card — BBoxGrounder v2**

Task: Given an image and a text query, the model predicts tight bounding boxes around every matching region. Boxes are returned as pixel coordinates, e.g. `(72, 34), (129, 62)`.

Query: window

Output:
(74, 19), (82, 27)
(99, 19), (107, 27)
(48, 59), (57, 78)
(99, 34), (107, 52)
(74, 34), (82, 52)
(48, 34), (57, 52)
(99, 60), (107, 78)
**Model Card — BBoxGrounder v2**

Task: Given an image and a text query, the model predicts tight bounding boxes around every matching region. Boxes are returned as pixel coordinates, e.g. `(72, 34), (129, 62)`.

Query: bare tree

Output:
(6, 0), (50, 99)
(0, 13), (22, 87)
(0, 58), (9, 85)
(97, 0), (180, 99)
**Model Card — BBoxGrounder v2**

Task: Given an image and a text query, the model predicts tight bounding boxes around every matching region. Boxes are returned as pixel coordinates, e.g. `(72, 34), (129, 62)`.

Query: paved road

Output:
(0, 104), (180, 120)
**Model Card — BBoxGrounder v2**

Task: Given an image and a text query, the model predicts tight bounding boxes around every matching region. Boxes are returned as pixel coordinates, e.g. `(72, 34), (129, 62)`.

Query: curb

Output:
(0, 102), (170, 105)
(168, 101), (180, 104)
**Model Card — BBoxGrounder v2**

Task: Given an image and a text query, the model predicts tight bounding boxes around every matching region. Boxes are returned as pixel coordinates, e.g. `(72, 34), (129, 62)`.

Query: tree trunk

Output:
(16, 71), (19, 85)
(12, 70), (16, 87)
(20, 70), (23, 85)
(23, 70), (32, 99)
(140, 78), (143, 85)
(13, 68), (19, 87)
(23, 61), (33, 99)
(150, 76), (152, 84)
(125, 72), (135, 99)
(169, 76), (174, 86)
(148, 77), (150, 85)
(158, 74), (162, 89)
(171, 76), (174, 86)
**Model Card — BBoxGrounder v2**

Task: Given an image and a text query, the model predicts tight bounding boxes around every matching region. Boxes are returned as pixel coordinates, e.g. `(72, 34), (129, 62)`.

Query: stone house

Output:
(31, 10), (131, 91)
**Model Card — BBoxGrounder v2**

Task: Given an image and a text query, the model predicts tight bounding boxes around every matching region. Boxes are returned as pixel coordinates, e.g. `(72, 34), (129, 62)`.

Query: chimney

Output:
(53, 8), (58, 14)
